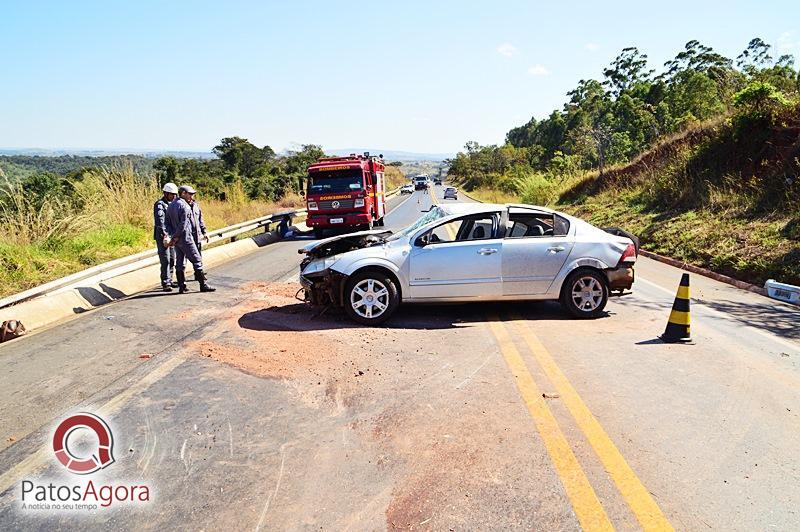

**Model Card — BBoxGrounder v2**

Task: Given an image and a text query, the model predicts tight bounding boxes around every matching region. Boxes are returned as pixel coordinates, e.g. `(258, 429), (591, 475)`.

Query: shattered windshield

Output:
(387, 206), (447, 241)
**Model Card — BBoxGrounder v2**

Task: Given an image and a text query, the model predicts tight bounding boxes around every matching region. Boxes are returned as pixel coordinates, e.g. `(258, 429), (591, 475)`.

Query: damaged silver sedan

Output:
(299, 203), (637, 325)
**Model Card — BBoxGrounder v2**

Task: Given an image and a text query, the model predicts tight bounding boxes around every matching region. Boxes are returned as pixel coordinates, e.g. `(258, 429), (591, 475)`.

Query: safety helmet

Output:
(162, 182), (179, 194)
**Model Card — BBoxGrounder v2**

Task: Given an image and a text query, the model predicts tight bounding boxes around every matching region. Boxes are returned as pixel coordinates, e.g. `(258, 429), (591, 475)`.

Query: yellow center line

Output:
(488, 317), (614, 531)
(510, 317), (674, 531)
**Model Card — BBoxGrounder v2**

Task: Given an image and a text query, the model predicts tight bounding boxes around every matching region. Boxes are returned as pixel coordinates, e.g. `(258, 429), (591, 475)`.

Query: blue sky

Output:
(1, 0), (798, 154)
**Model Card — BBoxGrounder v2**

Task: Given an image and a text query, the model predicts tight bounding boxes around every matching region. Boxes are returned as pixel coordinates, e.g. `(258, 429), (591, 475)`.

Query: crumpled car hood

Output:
(299, 229), (393, 259)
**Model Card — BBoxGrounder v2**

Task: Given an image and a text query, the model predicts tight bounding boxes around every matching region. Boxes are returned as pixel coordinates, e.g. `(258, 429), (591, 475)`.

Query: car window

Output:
(505, 212), (568, 238)
(427, 213), (498, 244)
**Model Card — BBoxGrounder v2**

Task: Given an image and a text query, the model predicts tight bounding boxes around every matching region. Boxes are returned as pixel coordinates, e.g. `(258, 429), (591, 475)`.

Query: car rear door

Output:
(409, 212), (503, 299)
(501, 208), (574, 295)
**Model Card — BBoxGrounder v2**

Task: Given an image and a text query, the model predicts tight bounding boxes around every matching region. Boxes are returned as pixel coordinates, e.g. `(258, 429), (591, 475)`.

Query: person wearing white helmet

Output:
(154, 182), (178, 291)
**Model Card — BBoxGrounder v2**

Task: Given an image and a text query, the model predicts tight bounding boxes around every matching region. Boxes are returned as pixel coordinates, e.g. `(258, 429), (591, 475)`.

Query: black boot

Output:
(176, 270), (189, 293)
(195, 270), (216, 292)
(162, 282), (173, 293)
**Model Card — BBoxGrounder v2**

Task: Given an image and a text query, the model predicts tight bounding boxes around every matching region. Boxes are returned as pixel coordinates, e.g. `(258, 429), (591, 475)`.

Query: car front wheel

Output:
(560, 269), (608, 318)
(344, 270), (399, 325)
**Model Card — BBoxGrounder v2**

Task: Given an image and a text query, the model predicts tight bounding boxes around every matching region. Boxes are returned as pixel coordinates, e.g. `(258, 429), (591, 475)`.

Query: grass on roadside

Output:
(0, 165), (304, 298)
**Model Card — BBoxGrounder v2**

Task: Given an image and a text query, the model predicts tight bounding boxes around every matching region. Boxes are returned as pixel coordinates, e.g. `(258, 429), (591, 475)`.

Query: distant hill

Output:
(0, 154), (158, 180)
(327, 148), (452, 162)
(0, 148), (215, 159)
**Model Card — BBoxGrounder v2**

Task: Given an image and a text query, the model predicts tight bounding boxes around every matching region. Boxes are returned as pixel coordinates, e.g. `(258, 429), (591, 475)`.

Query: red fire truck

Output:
(304, 153), (387, 239)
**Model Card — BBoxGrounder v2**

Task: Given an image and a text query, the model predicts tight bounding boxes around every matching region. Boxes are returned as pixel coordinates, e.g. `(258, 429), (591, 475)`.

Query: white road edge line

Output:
(637, 276), (800, 354)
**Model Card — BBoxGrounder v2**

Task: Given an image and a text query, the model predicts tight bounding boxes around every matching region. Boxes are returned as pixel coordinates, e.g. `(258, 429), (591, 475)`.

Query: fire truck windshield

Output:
(308, 169), (364, 194)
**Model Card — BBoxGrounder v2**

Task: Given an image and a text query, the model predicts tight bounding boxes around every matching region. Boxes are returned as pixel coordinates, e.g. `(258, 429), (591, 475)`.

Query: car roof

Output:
(437, 202), (557, 216)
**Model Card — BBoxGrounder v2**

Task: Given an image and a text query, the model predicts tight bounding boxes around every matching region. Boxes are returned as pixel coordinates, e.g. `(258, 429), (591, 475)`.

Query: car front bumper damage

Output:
(300, 269), (348, 307)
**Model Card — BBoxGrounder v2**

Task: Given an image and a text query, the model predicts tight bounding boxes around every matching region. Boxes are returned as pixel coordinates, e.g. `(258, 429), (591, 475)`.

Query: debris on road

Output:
(0, 320), (26, 343)
(765, 279), (800, 305)
(138, 353), (154, 359)
(542, 393), (560, 399)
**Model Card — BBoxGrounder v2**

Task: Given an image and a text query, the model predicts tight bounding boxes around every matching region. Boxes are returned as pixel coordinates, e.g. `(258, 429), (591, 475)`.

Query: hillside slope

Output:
(558, 105), (800, 285)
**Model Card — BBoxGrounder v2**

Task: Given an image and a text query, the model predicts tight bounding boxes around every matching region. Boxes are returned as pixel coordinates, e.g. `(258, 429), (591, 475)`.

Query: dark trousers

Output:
(156, 238), (176, 285)
(175, 238), (203, 275)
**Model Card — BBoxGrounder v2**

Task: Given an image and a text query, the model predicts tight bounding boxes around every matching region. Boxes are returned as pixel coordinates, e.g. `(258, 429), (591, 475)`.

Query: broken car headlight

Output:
(301, 256), (338, 276)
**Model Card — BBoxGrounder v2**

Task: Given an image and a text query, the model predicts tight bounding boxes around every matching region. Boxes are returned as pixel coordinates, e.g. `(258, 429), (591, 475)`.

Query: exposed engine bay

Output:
(298, 230), (393, 307)
(299, 231), (392, 269)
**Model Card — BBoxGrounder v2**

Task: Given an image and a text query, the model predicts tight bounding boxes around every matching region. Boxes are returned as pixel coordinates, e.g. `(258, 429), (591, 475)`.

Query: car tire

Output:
(313, 228), (324, 240)
(344, 270), (400, 325)
(560, 268), (609, 319)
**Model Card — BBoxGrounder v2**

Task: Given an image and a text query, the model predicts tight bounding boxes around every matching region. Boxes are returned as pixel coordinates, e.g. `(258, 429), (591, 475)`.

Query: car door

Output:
(409, 212), (503, 299)
(501, 208), (574, 295)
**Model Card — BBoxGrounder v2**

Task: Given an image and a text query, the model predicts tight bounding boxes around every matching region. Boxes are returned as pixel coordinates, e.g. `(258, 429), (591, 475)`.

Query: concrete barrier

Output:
(0, 188), (399, 339)
(0, 229), (288, 338)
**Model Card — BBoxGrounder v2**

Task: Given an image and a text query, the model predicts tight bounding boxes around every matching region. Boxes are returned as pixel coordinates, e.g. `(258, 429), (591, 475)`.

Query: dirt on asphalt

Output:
(189, 280), (534, 529)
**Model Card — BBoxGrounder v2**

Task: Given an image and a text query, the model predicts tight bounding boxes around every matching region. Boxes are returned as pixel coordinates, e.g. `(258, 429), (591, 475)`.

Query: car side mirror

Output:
(414, 233), (430, 247)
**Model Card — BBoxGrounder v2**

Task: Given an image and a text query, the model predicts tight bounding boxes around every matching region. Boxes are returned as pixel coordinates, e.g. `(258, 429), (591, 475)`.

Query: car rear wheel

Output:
(344, 270), (399, 325)
(560, 269), (608, 318)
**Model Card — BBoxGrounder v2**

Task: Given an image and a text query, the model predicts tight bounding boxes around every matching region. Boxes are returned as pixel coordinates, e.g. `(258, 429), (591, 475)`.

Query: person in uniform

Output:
(154, 183), (178, 291)
(165, 185), (216, 293)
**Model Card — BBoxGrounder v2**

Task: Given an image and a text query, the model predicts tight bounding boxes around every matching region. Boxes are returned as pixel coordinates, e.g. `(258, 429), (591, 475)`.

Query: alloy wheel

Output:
(571, 276), (604, 311)
(350, 278), (389, 319)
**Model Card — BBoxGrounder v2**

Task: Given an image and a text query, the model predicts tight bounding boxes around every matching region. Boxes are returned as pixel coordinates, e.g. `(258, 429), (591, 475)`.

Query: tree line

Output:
(153, 138), (324, 201)
(447, 37), (800, 193)
(1, 138), (325, 213)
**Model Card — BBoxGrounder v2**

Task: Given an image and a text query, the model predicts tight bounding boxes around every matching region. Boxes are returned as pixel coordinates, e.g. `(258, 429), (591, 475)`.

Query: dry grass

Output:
(384, 166), (407, 190)
(467, 188), (520, 204)
(0, 164), (306, 297)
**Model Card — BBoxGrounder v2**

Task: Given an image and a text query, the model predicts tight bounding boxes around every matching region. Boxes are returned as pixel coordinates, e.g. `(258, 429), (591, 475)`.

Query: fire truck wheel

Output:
(344, 270), (399, 325)
(313, 228), (324, 240)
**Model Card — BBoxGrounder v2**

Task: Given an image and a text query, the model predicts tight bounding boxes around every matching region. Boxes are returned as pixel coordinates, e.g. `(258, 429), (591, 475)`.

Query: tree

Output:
(154, 156), (180, 185)
(603, 47), (654, 96)
(737, 38), (773, 74)
(212, 137), (275, 179)
(733, 81), (792, 119)
(664, 70), (726, 130)
(663, 40), (734, 90)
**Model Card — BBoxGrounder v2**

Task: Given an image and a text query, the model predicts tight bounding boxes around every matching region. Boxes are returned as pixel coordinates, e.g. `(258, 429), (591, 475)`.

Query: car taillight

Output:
(354, 198), (365, 208)
(308, 201), (318, 211)
(619, 243), (637, 264)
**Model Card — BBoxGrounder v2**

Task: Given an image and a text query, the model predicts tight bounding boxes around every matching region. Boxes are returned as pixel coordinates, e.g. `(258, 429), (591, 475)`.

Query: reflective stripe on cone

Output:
(660, 273), (692, 343)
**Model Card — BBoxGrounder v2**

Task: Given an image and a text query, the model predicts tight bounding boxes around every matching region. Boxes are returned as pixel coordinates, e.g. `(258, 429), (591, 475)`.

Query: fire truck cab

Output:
(304, 153), (386, 239)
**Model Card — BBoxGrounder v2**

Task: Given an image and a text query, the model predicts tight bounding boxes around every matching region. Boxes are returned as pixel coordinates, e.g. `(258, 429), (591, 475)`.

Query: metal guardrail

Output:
(0, 209), (306, 310)
(0, 186), (402, 310)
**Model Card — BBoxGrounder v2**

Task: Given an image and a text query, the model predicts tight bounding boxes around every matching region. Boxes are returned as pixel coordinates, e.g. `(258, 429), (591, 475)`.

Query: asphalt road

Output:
(0, 186), (798, 530)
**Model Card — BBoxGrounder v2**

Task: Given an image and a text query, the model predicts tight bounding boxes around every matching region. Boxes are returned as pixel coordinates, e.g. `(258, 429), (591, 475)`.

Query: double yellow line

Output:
(489, 316), (673, 531)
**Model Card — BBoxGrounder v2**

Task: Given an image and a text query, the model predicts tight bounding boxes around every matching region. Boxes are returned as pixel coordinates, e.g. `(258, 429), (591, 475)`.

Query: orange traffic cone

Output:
(660, 273), (692, 343)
